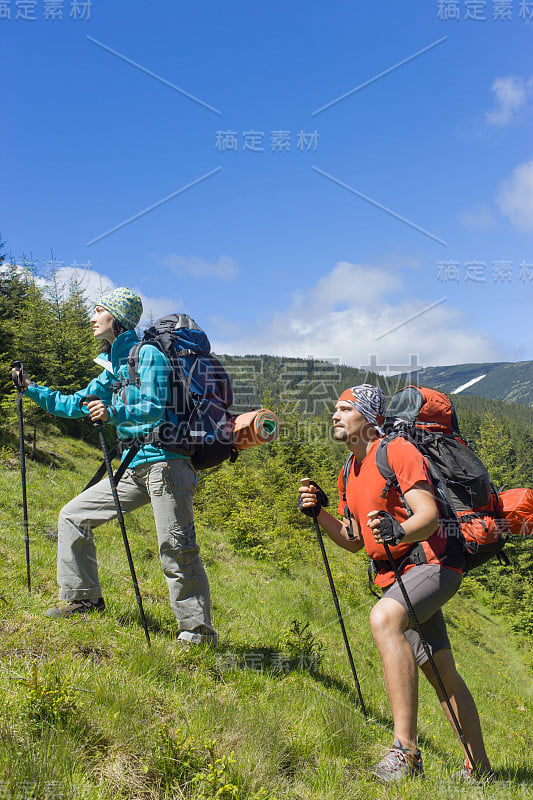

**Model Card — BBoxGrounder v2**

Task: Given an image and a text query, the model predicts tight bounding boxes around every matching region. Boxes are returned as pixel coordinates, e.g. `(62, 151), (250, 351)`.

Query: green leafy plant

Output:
(192, 740), (276, 800)
(141, 724), (204, 788)
(282, 619), (325, 671)
(191, 740), (239, 799)
(18, 662), (77, 726)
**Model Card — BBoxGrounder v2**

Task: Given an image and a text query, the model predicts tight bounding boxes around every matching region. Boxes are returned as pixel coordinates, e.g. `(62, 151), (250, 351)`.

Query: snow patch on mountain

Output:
(452, 375), (487, 394)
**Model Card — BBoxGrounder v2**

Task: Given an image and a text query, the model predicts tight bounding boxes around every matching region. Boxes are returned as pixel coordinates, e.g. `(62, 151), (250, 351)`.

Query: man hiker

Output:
(298, 384), (494, 783)
(12, 287), (216, 646)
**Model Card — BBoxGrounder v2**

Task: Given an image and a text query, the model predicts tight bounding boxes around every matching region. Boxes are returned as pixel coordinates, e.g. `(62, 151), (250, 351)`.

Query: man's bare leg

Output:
(421, 648), (491, 772)
(370, 597), (418, 752)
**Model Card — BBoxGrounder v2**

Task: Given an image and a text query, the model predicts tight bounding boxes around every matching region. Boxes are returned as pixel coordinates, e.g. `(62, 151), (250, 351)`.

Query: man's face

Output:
(332, 401), (374, 445)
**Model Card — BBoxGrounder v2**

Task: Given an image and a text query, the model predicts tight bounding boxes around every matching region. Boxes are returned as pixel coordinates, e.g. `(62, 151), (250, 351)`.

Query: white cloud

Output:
(211, 261), (503, 369)
(496, 159), (533, 232)
(3, 260), (506, 369)
(163, 254), (240, 281)
(485, 75), (532, 126)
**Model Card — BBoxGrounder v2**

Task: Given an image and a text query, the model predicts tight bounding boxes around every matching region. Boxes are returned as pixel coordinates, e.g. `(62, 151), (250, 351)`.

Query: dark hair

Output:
(98, 319), (127, 353)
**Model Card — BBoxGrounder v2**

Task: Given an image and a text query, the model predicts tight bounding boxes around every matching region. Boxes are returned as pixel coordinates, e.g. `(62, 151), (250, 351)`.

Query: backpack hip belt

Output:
(368, 542), (426, 596)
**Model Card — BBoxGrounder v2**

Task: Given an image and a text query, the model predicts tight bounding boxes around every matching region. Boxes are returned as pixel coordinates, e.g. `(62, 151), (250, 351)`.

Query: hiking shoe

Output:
(452, 762), (498, 783)
(46, 598), (105, 619)
(176, 630), (217, 647)
(371, 739), (424, 783)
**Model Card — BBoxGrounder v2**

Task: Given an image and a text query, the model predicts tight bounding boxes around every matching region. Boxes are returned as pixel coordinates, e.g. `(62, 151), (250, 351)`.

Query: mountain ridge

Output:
(218, 354), (533, 408)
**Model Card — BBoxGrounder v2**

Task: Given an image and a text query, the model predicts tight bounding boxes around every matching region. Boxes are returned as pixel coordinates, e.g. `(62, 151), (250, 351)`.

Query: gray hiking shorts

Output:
(383, 564), (462, 666)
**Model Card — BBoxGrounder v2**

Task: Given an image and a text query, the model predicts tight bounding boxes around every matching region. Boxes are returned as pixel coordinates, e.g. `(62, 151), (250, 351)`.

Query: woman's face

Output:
(91, 305), (116, 343)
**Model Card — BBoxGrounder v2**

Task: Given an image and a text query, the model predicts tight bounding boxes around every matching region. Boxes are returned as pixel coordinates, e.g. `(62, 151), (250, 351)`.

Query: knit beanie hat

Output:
(338, 384), (386, 436)
(97, 287), (143, 330)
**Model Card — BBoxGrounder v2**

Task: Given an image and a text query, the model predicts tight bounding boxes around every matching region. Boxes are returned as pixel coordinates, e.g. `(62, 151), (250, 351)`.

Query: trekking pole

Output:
(300, 479), (367, 718)
(11, 361), (31, 594)
(82, 395), (151, 647)
(382, 539), (476, 769)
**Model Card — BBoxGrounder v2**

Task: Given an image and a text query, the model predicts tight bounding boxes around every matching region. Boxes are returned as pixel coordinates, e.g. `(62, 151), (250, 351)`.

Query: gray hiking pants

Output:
(56, 458), (215, 637)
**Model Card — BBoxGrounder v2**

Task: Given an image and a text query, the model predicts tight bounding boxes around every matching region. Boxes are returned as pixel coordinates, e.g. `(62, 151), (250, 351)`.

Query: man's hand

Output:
(367, 510), (406, 545)
(83, 398), (110, 423)
(11, 365), (31, 390)
(298, 479), (329, 517)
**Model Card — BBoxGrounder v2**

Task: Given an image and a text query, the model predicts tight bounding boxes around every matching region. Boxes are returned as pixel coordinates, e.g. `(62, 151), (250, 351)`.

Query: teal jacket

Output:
(25, 329), (187, 468)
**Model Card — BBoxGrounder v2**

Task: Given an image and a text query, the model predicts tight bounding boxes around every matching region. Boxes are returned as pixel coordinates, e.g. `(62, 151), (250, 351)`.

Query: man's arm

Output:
(298, 484), (365, 553)
(367, 480), (439, 545)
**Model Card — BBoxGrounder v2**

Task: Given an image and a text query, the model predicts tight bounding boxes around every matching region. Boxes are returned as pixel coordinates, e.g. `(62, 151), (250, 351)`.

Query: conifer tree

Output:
(0, 244), (26, 398)
(476, 410), (521, 489)
(1, 261), (101, 444)
(0, 244), (31, 436)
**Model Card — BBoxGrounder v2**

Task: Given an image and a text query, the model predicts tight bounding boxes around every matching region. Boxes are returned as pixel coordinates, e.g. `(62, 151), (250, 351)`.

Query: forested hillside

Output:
(1, 260), (532, 641)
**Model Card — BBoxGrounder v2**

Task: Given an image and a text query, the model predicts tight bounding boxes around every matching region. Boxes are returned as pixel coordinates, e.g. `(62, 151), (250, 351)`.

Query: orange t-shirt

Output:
(337, 437), (453, 588)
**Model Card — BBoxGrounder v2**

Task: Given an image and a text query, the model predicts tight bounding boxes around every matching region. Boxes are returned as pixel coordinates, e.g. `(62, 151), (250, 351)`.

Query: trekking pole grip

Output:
(300, 477), (317, 518)
(82, 393), (106, 427)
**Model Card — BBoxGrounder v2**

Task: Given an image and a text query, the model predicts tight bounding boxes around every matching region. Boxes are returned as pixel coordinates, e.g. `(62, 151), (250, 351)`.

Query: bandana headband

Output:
(338, 384), (386, 436)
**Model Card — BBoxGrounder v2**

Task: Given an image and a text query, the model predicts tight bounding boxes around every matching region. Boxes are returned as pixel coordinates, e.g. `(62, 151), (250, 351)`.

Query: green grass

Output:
(0, 432), (532, 799)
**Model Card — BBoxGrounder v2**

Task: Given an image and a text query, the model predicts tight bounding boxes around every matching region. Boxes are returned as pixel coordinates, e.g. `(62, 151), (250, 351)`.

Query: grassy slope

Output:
(0, 433), (532, 800)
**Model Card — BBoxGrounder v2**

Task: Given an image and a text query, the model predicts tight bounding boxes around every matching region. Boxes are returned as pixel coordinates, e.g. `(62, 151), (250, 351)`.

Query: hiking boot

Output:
(452, 761), (498, 783)
(371, 739), (424, 783)
(46, 598), (105, 619)
(176, 630), (217, 647)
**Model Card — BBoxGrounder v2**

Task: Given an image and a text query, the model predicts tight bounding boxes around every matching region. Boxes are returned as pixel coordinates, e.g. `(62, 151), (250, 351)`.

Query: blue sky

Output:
(3, 0), (533, 373)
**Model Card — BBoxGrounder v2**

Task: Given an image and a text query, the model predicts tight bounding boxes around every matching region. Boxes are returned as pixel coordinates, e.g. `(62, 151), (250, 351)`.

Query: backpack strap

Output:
(341, 453), (357, 540)
(340, 439), (462, 588)
(82, 443), (120, 492)
(129, 339), (202, 407)
(376, 436), (412, 516)
(372, 544), (428, 574)
(126, 341), (143, 386)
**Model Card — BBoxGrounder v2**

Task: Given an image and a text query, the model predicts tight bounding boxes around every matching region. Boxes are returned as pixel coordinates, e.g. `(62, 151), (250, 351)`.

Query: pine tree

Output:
(0, 245), (27, 377)
(0, 245), (32, 440)
(475, 410), (521, 489)
(1, 263), (101, 445)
